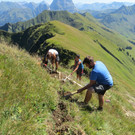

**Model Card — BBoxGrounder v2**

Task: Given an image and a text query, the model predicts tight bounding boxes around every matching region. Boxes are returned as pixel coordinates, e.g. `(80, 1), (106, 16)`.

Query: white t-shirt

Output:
(48, 49), (58, 55)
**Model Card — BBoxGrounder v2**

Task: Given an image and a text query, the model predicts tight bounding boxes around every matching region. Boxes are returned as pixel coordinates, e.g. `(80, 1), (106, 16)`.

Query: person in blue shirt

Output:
(71, 54), (84, 80)
(77, 56), (113, 111)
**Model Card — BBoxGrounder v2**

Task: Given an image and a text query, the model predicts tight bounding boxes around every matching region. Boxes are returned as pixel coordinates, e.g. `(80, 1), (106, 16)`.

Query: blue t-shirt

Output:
(90, 61), (113, 86)
(75, 59), (84, 69)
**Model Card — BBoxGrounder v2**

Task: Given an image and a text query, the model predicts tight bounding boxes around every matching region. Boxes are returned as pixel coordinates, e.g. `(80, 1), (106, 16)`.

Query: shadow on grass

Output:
(58, 91), (96, 113)
(74, 100), (94, 113)
(65, 97), (95, 113)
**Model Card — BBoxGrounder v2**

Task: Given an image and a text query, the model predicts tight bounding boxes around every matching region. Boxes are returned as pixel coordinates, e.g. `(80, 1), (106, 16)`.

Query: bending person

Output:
(77, 56), (113, 111)
(71, 54), (84, 80)
(43, 49), (59, 71)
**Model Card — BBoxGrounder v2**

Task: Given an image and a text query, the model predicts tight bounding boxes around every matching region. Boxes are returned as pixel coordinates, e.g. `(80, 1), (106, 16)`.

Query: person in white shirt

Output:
(43, 49), (59, 71)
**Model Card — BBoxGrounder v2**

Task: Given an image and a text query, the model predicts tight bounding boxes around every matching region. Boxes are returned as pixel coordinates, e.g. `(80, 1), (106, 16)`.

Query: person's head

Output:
(75, 54), (80, 61)
(46, 52), (51, 60)
(83, 56), (95, 69)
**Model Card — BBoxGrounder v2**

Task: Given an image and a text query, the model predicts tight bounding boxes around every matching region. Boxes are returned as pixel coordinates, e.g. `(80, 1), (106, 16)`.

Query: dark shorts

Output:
(92, 84), (112, 95)
(76, 68), (83, 76)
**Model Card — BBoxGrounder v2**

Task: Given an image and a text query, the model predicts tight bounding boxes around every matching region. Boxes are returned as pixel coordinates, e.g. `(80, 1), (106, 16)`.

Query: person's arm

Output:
(43, 55), (48, 65)
(71, 61), (81, 75)
(77, 80), (96, 93)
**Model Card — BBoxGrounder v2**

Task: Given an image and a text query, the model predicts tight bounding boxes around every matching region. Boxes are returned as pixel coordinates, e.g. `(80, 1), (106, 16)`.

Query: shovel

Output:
(64, 90), (78, 99)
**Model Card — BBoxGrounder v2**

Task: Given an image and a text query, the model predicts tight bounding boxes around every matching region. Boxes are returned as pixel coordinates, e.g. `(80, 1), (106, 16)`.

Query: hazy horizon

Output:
(0, 0), (135, 4)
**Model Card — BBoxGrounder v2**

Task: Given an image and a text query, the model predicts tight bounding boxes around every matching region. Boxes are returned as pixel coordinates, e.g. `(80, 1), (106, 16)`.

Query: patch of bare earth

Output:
(42, 68), (85, 134)
(47, 101), (85, 134)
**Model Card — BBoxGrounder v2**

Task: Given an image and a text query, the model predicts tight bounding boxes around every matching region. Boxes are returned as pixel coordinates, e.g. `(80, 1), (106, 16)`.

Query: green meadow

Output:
(0, 19), (135, 134)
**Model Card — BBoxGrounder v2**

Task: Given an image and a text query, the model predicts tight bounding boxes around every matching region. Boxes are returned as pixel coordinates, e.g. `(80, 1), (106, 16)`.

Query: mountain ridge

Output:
(101, 4), (135, 39)
(0, 10), (97, 33)
(0, 1), (49, 26)
(76, 2), (134, 11)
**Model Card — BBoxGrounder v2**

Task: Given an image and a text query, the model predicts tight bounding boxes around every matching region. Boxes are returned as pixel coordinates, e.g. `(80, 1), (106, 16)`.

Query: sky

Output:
(0, 0), (135, 4)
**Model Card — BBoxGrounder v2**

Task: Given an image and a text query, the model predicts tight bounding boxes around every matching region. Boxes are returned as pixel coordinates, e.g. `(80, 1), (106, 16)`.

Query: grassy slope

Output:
(46, 21), (135, 134)
(47, 21), (135, 87)
(1, 11), (135, 59)
(0, 42), (134, 135)
(0, 42), (60, 134)
(1, 9), (135, 60)
(0, 20), (135, 134)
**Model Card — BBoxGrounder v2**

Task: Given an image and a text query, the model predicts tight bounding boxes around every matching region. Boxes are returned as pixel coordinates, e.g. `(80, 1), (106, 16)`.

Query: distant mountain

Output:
(0, 1), (49, 26)
(0, 8), (35, 26)
(50, 0), (77, 12)
(76, 2), (134, 11)
(23, 2), (38, 10)
(101, 4), (135, 39)
(0, 1), (23, 13)
(36, 2), (49, 15)
(79, 9), (116, 20)
(0, 10), (98, 33)
(0, 10), (133, 53)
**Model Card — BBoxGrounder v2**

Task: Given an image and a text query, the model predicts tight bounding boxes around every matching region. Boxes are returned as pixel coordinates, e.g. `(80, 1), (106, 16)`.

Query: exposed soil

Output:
(53, 102), (73, 127)
(47, 101), (85, 135)
(58, 91), (79, 102)
(42, 67), (86, 134)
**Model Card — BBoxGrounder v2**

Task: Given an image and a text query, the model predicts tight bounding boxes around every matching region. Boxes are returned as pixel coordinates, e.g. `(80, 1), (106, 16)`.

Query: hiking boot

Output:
(78, 102), (88, 107)
(97, 106), (103, 111)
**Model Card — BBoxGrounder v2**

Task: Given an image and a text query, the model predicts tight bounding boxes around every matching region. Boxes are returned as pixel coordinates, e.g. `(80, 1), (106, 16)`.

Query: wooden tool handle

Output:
(71, 91), (78, 95)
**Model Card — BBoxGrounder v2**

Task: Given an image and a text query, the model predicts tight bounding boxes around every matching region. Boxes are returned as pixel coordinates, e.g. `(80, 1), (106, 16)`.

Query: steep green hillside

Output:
(0, 27), (135, 134)
(39, 21), (135, 89)
(101, 4), (135, 40)
(1, 19), (135, 63)
(0, 10), (134, 52)
(0, 42), (59, 134)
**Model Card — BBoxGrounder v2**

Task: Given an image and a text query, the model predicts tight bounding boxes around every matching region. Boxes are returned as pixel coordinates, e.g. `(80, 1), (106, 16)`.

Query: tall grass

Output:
(0, 21), (135, 134)
(0, 42), (59, 134)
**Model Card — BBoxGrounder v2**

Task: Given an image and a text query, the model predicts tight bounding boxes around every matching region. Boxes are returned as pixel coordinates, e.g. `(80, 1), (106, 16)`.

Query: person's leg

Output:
(84, 87), (95, 104)
(55, 55), (59, 71)
(51, 58), (55, 71)
(98, 94), (104, 107)
(97, 94), (104, 111)
(79, 75), (81, 81)
(77, 74), (79, 80)
(77, 73), (81, 80)
(56, 61), (58, 71)
(76, 70), (79, 80)
(52, 62), (55, 71)
(78, 69), (82, 81)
